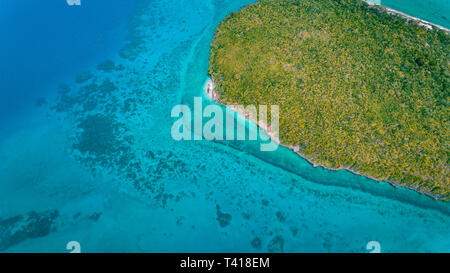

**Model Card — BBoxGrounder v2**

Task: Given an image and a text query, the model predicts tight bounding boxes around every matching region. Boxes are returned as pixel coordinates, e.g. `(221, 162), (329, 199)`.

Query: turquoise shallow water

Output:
(0, 0), (449, 253)
(380, 0), (450, 28)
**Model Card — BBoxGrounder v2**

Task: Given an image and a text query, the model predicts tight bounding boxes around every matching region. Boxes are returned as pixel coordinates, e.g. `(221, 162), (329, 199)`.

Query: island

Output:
(208, 0), (449, 200)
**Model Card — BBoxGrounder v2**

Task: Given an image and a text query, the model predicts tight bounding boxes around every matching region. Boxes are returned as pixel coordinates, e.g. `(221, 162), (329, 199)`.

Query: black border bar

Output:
(0, 253), (448, 272)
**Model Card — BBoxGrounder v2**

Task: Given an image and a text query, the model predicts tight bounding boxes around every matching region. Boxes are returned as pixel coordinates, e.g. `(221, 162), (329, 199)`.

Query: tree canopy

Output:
(209, 0), (449, 200)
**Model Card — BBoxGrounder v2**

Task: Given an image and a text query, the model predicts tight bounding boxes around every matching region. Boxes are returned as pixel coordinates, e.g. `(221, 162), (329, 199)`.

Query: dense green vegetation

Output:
(209, 0), (449, 199)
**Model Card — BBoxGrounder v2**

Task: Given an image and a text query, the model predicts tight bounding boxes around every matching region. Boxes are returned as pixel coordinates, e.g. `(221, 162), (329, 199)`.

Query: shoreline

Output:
(204, 77), (445, 201)
(366, 1), (449, 33)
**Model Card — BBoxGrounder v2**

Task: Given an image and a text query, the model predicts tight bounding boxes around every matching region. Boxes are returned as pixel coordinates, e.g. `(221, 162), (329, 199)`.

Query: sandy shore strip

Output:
(366, 1), (449, 33)
(204, 78), (281, 144)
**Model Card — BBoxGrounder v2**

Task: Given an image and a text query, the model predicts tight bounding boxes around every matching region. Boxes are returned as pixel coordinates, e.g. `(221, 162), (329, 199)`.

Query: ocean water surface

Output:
(0, 0), (449, 252)
(381, 0), (450, 28)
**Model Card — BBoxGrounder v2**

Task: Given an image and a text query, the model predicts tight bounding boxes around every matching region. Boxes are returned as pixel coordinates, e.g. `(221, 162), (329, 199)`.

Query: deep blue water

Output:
(0, 0), (140, 134)
(0, 0), (449, 253)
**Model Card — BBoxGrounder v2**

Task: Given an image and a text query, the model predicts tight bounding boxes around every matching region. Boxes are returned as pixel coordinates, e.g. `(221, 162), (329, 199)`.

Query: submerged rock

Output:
(0, 210), (59, 251)
(267, 235), (284, 253)
(216, 205), (232, 227)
